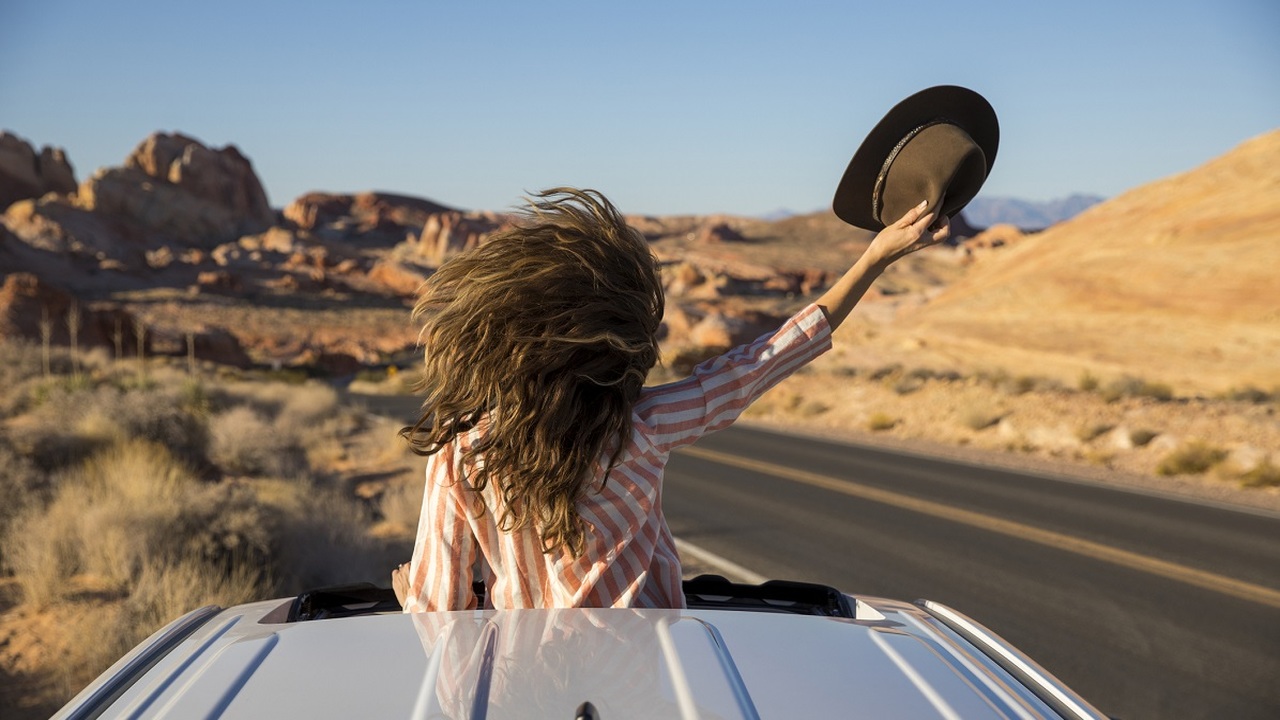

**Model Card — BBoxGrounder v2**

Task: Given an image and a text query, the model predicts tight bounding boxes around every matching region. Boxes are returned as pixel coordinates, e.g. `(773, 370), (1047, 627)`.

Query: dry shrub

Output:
(0, 339), (67, 419)
(1102, 375), (1174, 403)
(962, 407), (1003, 431)
(0, 437), (47, 565)
(265, 485), (381, 592)
(893, 377), (924, 395)
(1156, 440), (1228, 476)
(1078, 371), (1100, 392)
(1223, 386), (1273, 404)
(168, 483), (276, 572)
(1129, 428), (1159, 447)
(379, 475), (425, 533)
(1075, 422), (1114, 443)
(210, 405), (307, 478)
(6, 440), (199, 605)
(867, 413), (897, 431)
(54, 557), (267, 699)
(1238, 462), (1280, 489)
(210, 382), (354, 476)
(276, 383), (341, 431)
(13, 381), (209, 471)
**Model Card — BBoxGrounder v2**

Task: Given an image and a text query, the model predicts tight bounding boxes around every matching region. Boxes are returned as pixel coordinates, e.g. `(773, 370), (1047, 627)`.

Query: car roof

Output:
(57, 580), (1105, 720)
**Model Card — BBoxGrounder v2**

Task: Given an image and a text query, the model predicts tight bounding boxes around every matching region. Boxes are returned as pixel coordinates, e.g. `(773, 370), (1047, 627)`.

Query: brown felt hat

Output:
(833, 85), (999, 231)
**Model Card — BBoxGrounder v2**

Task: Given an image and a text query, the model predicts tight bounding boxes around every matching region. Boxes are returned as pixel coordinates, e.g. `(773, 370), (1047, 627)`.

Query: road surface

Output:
(663, 424), (1280, 720)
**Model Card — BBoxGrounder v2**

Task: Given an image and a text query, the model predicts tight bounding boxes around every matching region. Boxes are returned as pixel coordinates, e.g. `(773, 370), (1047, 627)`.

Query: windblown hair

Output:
(401, 188), (664, 556)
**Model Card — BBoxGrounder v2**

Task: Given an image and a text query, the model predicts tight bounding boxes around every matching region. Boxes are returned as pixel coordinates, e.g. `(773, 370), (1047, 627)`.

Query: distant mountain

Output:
(758, 208), (802, 221)
(963, 194), (1104, 229)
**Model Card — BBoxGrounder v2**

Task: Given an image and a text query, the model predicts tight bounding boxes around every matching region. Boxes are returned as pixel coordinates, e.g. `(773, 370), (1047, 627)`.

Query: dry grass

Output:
(1100, 376), (1175, 403)
(962, 407), (1003, 432)
(378, 475), (425, 535)
(2, 356), (415, 711)
(1156, 440), (1228, 476)
(1238, 462), (1280, 489)
(867, 412), (898, 432)
(1075, 422), (1114, 443)
(1128, 428), (1159, 447)
(210, 405), (308, 478)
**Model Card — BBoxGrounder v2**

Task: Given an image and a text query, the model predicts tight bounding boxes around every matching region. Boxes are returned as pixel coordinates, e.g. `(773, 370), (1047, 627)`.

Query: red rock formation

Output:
(367, 259), (430, 297)
(283, 191), (453, 239)
(0, 272), (140, 350)
(69, 133), (273, 248)
(695, 221), (746, 243)
(416, 211), (488, 264)
(0, 131), (77, 210)
(125, 132), (273, 227)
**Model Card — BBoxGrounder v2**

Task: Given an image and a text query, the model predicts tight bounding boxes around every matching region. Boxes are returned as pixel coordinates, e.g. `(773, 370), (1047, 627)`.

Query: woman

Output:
(394, 187), (947, 611)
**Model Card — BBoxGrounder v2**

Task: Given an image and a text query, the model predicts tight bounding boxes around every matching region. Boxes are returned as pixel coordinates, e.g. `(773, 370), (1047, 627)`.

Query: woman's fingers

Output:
(897, 200), (929, 228)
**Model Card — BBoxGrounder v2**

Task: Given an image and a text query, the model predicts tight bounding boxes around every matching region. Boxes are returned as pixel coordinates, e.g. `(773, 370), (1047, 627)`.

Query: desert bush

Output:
(1156, 440), (1228, 476)
(167, 482), (276, 572)
(1078, 371), (1100, 392)
(210, 405), (308, 478)
(54, 556), (267, 699)
(6, 440), (201, 604)
(1129, 428), (1159, 447)
(0, 339), (71, 418)
(893, 377), (924, 395)
(0, 338), (47, 385)
(962, 407), (1003, 431)
(1101, 375), (1174, 403)
(1239, 462), (1280, 489)
(10, 378), (210, 472)
(378, 475), (425, 533)
(84, 385), (210, 463)
(1223, 386), (1273, 404)
(0, 437), (49, 565)
(277, 383), (341, 430)
(1007, 375), (1039, 395)
(1075, 422), (1114, 443)
(266, 485), (381, 592)
(869, 364), (902, 382)
(867, 412), (897, 431)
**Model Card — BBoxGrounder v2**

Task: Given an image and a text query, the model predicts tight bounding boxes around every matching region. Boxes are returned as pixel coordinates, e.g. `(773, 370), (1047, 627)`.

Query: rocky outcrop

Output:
(284, 191), (456, 247)
(414, 211), (502, 265)
(695, 221), (746, 243)
(125, 133), (273, 227)
(367, 259), (430, 297)
(0, 272), (140, 351)
(72, 133), (274, 248)
(0, 131), (77, 211)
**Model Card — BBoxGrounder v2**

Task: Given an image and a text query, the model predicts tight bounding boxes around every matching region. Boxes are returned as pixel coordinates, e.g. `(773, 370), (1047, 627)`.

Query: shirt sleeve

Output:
(635, 303), (832, 453)
(404, 448), (479, 612)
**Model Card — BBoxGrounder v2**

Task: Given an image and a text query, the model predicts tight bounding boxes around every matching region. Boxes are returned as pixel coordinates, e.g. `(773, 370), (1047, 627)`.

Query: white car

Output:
(54, 576), (1108, 719)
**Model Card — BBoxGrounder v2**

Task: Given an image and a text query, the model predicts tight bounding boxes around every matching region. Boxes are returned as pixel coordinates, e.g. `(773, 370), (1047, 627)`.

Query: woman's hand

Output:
(815, 201), (952, 331)
(392, 562), (410, 609)
(866, 201), (951, 267)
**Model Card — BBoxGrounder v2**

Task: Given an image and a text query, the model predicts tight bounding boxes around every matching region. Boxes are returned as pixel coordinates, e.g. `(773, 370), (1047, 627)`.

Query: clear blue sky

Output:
(2, 0), (1277, 216)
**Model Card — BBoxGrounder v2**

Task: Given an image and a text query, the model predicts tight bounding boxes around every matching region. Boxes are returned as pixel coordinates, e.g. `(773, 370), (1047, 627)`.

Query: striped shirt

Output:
(403, 303), (832, 612)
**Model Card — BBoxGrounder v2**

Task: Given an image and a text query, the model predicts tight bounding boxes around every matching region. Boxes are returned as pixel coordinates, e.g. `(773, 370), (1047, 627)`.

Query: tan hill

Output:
(885, 129), (1280, 395)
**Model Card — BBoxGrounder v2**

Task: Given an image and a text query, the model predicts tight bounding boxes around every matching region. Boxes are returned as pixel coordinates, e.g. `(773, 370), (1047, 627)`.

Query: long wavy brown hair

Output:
(401, 188), (664, 556)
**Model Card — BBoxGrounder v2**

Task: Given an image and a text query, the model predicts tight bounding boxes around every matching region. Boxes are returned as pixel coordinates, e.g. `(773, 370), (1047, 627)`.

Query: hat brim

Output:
(833, 85), (999, 231)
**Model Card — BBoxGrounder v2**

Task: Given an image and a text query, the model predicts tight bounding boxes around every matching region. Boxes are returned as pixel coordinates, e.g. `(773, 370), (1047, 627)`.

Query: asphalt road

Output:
(663, 424), (1280, 720)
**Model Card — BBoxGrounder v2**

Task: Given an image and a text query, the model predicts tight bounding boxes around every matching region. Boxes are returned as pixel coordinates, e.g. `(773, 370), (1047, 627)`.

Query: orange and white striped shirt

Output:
(404, 303), (832, 611)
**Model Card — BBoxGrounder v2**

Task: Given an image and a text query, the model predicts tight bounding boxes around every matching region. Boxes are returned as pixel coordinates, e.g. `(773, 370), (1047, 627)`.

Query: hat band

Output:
(871, 118), (951, 225)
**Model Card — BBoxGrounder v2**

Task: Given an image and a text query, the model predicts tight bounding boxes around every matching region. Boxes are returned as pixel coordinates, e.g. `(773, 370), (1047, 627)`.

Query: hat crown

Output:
(874, 122), (987, 226)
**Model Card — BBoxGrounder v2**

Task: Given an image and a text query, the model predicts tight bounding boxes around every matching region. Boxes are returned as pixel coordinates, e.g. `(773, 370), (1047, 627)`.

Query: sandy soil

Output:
(741, 363), (1280, 515)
